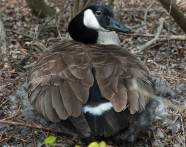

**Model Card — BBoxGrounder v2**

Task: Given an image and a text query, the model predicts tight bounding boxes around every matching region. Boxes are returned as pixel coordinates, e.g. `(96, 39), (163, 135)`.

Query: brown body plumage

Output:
(28, 5), (155, 139)
(28, 41), (153, 137)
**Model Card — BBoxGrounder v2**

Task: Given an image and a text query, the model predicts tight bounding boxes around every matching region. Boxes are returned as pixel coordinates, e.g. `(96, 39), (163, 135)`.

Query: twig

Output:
(143, 0), (155, 27)
(25, 0), (56, 17)
(83, 0), (95, 10)
(30, 41), (48, 51)
(122, 33), (186, 41)
(0, 99), (8, 108)
(179, 113), (186, 136)
(158, 0), (186, 34)
(6, 29), (33, 39)
(159, 34), (186, 41)
(122, 8), (164, 12)
(178, 0), (186, 10)
(3, 105), (21, 120)
(174, 113), (186, 147)
(73, 0), (80, 18)
(32, 130), (37, 147)
(138, 18), (165, 51)
(55, 14), (63, 41)
(0, 136), (11, 144)
(0, 120), (74, 137)
(162, 75), (186, 82)
(36, 13), (60, 39)
(23, 61), (37, 69)
(0, 18), (7, 61)
(108, 0), (114, 6)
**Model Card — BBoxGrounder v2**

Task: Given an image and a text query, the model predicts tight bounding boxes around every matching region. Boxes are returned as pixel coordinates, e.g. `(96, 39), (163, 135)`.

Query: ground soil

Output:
(0, 0), (186, 146)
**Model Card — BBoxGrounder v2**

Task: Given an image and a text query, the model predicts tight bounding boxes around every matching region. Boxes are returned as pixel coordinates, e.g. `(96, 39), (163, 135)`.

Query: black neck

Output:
(68, 12), (98, 44)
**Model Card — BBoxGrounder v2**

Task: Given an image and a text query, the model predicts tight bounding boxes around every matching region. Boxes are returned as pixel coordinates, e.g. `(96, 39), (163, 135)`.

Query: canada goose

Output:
(28, 5), (154, 139)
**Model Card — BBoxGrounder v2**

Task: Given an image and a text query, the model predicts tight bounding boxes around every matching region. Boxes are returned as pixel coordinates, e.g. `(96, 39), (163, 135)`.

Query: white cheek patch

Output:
(83, 9), (105, 31)
(82, 102), (113, 116)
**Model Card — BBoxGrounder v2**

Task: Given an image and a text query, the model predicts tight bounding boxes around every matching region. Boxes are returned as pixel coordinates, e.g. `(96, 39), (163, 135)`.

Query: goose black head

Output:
(68, 5), (130, 45)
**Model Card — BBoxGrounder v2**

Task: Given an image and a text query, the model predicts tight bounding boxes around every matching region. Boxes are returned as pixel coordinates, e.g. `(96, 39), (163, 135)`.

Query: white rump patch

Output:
(83, 9), (105, 31)
(82, 102), (113, 116)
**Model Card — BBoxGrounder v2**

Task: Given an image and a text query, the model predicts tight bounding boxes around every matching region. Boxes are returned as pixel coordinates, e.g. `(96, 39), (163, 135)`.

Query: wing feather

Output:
(127, 90), (139, 114)
(44, 87), (60, 122)
(34, 87), (46, 115)
(60, 81), (82, 117)
(29, 41), (154, 122)
(39, 89), (48, 118)
(94, 45), (154, 114)
(28, 43), (93, 121)
(51, 85), (68, 120)
(110, 82), (128, 112)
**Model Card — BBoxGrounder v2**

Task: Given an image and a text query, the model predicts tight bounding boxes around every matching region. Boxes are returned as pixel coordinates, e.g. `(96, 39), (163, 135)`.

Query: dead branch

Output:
(158, 0), (186, 34)
(159, 34), (186, 41)
(138, 18), (165, 51)
(0, 18), (7, 60)
(83, 0), (97, 9)
(72, 0), (81, 18)
(122, 33), (186, 41)
(72, 0), (97, 18)
(0, 120), (75, 137)
(143, 1), (155, 27)
(26, 0), (56, 17)
(122, 8), (164, 12)
(177, 0), (186, 11)
(156, 97), (186, 113)
(0, 119), (56, 132)
(6, 29), (33, 39)
(108, 0), (114, 6)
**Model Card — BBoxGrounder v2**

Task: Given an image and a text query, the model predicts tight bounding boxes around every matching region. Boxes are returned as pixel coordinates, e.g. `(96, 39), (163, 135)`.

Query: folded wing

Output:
(93, 45), (153, 114)
(28, 42), (154, 122)
(28, 45), (94, 122)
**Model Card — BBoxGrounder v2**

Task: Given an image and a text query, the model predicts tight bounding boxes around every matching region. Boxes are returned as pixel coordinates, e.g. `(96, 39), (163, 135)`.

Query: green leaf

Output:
(88, 142), (99, 147)
(99, 141), (107, 147)
(43, 135), (57, 145)
(75, 145), (81, 147)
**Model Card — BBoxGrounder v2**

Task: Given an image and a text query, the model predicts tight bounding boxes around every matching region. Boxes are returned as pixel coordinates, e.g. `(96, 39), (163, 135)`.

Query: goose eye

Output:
(95, 11), (102, 16)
